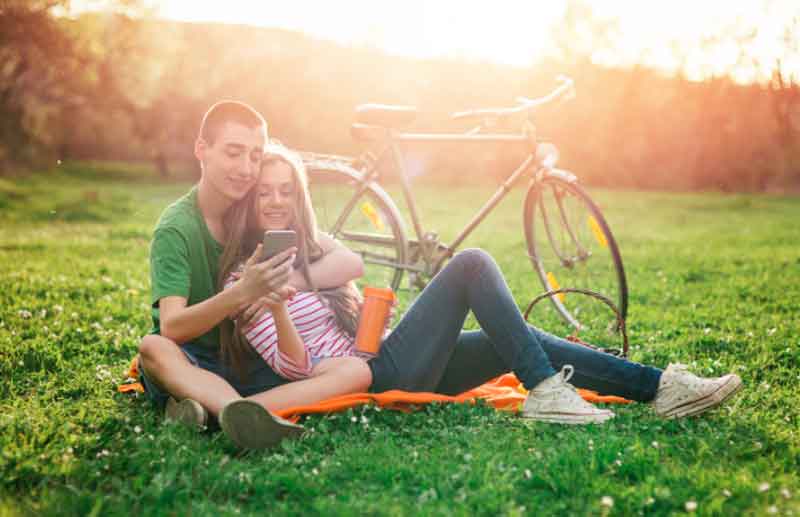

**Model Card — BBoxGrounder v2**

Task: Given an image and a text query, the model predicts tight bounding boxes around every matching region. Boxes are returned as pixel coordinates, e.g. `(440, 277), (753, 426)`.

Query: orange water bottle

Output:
(354, 287), (395, 355)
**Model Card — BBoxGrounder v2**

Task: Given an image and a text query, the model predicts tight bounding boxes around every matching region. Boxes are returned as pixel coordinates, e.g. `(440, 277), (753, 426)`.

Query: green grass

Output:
(1, 162), (799, 516)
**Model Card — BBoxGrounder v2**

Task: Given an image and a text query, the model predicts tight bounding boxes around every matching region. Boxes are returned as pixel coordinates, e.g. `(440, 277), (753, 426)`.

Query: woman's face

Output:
(257, 161), (296, 231)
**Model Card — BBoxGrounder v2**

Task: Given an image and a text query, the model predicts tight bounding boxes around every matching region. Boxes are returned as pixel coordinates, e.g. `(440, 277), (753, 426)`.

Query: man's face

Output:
(196, 122), (266, 202)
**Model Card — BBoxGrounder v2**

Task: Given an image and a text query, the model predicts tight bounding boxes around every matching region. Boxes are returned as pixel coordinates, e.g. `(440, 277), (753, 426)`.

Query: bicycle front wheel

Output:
(305, 162), (407, 291)
(524, 175), (628, 334)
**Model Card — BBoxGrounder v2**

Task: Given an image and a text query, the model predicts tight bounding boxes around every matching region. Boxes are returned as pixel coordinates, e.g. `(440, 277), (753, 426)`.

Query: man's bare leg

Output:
(138, 334), (240, 416)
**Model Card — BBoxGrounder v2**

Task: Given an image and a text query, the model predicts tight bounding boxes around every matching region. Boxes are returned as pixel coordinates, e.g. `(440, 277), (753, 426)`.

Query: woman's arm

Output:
(289, 232), (364, 290)
(269, 300), (312, 373)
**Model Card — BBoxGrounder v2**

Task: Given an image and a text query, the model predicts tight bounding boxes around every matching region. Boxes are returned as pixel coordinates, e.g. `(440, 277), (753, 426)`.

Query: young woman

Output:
(216, 146), (374, 413)
(216, 143), (743, 435)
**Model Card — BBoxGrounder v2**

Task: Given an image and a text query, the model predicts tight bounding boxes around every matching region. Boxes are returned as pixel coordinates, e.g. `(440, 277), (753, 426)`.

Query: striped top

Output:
(236, 289), (357, 380)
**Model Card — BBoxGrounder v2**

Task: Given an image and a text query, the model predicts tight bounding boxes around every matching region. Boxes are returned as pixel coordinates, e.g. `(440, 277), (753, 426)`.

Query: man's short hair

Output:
(199, 100), (268, 145)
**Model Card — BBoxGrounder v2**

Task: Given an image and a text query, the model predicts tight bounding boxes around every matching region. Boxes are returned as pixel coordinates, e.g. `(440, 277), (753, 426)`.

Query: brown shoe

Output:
(165, 397), (208, 429)
(219, 399), (304, 450)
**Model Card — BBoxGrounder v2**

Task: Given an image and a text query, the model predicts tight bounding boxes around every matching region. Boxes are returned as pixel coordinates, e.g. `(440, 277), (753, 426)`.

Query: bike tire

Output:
(304, 161), (408, 291)
(523, 174), (628, 333)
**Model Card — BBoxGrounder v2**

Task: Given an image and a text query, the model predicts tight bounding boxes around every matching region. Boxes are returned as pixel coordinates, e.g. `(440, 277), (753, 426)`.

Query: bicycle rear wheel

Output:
(524, 175), (628, 334)
(305, 162), (407, 291)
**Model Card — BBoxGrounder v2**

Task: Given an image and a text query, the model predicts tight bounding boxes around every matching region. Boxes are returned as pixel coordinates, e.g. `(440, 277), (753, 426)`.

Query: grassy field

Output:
(1, 162), (799, 516)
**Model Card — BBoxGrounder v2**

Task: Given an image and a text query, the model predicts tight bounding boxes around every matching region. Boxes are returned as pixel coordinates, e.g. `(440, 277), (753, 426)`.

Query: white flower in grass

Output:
(767, 328), (777, 336)
(685, 501), (698, 512)
(651, 441), (659, 449)
(781, 488), (792, 499)
(759, 482), (771, 493)
(524, 469), (532, 479)
(600, 496), (614, 508)
(644, 497), (655, 505)
(18, 310), (32, 319)
(133, 425), (142, 434)
(768, 506), (778, 514)
(722, 489), (732, 497)
(53, 305), (64, 313)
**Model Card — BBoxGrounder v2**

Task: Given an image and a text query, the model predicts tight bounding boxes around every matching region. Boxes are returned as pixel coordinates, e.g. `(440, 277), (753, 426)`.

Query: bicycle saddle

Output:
(355, 104), (417, 128)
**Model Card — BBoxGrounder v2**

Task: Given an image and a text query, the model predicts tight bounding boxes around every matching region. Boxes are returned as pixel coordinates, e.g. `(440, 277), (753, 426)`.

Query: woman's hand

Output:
(233, 244), (297, 327)
(237, 285), (297, 329)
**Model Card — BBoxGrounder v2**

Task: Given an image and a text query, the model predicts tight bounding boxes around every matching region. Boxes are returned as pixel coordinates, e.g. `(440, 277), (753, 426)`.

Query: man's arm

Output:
(288, 232), (364, 290)
(158, 289), (248, 345)
(153, 228), (295, 343)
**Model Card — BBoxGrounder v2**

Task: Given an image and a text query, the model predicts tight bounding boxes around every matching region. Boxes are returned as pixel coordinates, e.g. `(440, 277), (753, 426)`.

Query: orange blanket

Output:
(118, 356), (630, 422)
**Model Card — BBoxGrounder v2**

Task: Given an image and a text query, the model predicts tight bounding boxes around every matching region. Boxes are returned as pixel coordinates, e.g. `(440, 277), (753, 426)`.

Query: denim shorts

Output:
(140, 341), (289, 409)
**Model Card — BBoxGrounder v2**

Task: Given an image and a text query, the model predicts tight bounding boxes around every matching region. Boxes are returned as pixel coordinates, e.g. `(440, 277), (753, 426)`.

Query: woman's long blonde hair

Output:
(217, 144), (362, 376)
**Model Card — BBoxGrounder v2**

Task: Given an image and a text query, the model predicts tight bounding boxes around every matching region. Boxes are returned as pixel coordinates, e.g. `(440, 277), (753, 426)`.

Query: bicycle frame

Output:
(356, 130), (541, 276)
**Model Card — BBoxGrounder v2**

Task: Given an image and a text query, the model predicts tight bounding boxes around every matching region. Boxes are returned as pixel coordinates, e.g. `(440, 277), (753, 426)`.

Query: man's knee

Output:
(138, 334), (184, 374)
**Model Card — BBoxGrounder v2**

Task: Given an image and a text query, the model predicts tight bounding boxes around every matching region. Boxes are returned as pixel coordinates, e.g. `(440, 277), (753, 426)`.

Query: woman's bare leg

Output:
(247, 356), (371, 412)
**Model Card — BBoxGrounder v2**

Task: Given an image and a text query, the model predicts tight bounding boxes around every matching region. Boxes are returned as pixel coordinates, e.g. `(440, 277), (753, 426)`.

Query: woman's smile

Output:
(260, 209), (290, 229)
(258, 161), (296, 230)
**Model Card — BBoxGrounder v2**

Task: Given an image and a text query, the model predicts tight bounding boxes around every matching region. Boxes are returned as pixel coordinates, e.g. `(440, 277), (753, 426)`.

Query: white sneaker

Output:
(165, 397), (208, 430)
(653, 363), (742, 419)
(521, 365), (615, 424)
(219, 399), (304, 450)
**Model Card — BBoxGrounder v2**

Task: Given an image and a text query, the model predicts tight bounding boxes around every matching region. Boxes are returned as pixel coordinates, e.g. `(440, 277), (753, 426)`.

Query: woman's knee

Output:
(345, 356), (373, 391)
(451, 248), (494, 276)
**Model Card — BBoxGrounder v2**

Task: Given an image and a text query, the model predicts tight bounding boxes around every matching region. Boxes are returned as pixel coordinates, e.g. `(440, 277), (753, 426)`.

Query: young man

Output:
(138, 101), (364, 450)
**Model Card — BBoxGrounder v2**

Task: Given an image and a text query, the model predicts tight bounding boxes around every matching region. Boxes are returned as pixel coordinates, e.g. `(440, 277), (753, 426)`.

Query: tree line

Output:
(1, 1), (799, 192)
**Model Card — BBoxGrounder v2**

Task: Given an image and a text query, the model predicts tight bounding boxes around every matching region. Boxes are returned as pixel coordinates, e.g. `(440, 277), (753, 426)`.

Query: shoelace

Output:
(560, 364), (575, 384)
(553, 365), (580, 399)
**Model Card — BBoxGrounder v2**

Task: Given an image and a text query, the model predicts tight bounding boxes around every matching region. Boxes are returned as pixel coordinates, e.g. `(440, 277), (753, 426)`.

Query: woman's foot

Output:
(165, 397), (208, 429)
(219, 399), (304, 450)
(521, 365), (615, 424)
(653, 364), (742, 418)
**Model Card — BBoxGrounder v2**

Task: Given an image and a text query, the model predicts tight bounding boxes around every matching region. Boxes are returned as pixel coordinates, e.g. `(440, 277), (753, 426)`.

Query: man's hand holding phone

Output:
(236, 243), (295, 314)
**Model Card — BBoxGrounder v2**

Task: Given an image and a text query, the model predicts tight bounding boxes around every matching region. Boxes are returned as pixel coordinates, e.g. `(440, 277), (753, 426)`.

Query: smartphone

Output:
(261, 230), (297, 263)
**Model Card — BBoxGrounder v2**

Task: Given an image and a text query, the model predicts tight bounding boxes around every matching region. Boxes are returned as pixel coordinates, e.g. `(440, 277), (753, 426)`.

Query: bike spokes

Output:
(307, 168), (406, 290)
(527, 179), (627, 339)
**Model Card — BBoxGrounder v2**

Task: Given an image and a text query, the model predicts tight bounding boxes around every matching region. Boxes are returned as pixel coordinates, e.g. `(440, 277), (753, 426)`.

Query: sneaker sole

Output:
(220, 399), (304, 450)
(165, 397), (208, 429)
(662, 374), (742, 419)
(521, 410), (615, 425)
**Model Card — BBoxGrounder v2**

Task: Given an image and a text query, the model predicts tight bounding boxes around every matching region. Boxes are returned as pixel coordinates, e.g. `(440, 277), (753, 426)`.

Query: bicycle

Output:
(300, 77), (628, 333)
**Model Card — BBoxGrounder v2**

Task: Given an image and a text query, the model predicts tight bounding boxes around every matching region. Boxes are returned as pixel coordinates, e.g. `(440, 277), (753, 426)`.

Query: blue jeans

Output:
(368, 249), (662, 402)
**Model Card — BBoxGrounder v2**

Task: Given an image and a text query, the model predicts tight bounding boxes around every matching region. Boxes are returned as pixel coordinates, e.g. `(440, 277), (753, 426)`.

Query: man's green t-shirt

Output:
(150, 186), (224, 350)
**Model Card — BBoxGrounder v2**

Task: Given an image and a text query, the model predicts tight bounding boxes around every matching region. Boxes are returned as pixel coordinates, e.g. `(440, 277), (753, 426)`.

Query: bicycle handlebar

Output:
(451, 76), (576, 121)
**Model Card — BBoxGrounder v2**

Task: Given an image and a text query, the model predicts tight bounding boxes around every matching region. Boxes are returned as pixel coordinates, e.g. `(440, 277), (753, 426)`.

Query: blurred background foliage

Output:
(1, 0), (799, 191)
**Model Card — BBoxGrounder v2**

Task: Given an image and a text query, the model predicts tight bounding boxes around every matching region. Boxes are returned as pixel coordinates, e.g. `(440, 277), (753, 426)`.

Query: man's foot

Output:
(219, 399), (304, 450)
(653, 363), (742, 419)
(521, 365), (615, 424)
(165, 397), (208, 429)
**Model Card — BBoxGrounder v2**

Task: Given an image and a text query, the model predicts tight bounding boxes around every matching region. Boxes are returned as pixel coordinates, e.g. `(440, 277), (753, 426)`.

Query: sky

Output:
(74, 0), (800, 83)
